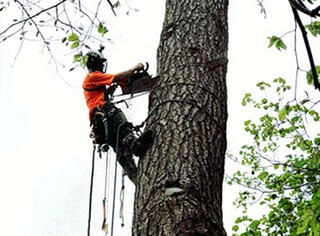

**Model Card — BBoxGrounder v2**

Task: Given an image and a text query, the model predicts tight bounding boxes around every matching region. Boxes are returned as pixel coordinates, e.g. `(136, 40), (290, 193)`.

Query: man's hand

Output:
(107, 84), (118, 95)
(133, 63), (144, 73)
(114, 63), (144, 86)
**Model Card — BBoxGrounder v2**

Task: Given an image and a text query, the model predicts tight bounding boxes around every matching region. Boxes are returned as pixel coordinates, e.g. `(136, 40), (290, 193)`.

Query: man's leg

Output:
(103, 103), (138, 184)
(102, 102), (153, 184)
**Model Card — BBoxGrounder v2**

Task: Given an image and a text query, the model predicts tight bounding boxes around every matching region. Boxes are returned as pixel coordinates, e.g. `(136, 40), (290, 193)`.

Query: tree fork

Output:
(133, 1), (229, 235)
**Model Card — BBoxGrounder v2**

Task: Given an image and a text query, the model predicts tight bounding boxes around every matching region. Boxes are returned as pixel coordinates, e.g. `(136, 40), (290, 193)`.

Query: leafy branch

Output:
(228, 79), (320, 235)
(0, 0), (122, 70)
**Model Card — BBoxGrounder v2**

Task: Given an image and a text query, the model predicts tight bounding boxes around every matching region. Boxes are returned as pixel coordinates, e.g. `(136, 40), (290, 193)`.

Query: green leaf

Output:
(305, 21), (320, 37)
(268, 36), (287, 51)
(279, 107), (287, 121)
(71, 41), (79, 49)
(232, 225), (239, 232)
(250, 220), (260, 230)
(276, 40), (287, 50)
(297, 210), (314, 234)
(68, 32), (79, 42)
(256, 81), (271, 90)
(73, 52), (82, 63)
(82, 55), (88, 67)
(268, 36), (278, 48)
(98, 22), (108, 36)
(314, 137), (320, 145)
(306, 66), (320, 86)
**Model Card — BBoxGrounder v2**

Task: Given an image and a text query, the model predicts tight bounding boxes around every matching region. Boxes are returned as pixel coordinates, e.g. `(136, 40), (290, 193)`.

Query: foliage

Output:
(307, 66), (320, 86)
(268, 36), (287, 51)
(305, 21), (320, 37)
(228, 78), (320, 235)
(0, 0), (122, 69)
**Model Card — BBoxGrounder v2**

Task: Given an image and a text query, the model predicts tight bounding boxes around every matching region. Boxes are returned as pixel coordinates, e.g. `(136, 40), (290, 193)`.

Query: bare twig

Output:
(0, 0), (67, 37)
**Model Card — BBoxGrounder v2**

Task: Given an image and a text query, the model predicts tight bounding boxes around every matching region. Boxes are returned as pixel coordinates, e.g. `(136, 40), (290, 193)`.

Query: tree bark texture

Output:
(133, 0), (228, 235)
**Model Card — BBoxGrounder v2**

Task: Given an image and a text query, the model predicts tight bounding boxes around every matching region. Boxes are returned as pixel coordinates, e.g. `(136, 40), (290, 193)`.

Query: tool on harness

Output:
(90, 109), (110, 153)
(102, 198), (108, 233)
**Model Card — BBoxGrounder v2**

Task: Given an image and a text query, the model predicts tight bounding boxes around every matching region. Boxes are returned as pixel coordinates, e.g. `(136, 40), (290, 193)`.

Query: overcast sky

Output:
(0, 0), (319, 236)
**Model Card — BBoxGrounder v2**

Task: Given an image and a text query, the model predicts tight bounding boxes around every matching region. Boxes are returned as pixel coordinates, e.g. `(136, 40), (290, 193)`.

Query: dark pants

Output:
(92, 101), (137, 184)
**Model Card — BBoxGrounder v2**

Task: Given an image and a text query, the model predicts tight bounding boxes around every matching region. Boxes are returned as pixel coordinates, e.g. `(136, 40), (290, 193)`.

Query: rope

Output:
(119, 170), (125, 227)
(114, 91), (149, 105)
(111, 122), (125, 236)
(103, 151), (110, 207)
(87, 143), (97, 236)
(114, 88), (225, 134)
(102, 151), (110, 233)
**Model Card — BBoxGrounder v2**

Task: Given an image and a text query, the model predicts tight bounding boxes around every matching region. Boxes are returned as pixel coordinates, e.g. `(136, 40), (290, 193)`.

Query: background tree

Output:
(228, 78), (320, 235)
(132, 1), (229, 235)
(226, 1), (320, 234)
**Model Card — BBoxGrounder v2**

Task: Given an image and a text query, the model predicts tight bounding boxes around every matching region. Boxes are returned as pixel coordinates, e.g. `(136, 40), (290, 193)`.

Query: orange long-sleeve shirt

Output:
(83, 71), (115, 120)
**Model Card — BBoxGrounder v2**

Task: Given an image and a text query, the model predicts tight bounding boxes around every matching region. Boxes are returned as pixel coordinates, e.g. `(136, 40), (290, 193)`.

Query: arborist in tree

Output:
(83, 47), (153, 185)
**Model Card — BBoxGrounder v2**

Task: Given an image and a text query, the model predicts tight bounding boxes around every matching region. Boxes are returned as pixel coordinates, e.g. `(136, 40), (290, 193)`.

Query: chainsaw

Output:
(119, 62), (159, 96)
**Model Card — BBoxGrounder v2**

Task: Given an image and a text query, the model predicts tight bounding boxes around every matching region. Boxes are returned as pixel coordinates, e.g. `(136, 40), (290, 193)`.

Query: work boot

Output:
(123, 157), (137, 185)
(117, 153), (137, 185)
(132, 130), (154, 157)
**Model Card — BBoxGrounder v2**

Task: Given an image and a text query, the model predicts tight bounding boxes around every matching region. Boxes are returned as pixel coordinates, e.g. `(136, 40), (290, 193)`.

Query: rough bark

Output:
(133, 0), (228, 235)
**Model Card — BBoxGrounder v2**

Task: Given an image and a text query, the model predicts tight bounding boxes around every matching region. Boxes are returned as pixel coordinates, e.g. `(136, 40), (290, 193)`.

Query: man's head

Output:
(86, 49), (107, 73)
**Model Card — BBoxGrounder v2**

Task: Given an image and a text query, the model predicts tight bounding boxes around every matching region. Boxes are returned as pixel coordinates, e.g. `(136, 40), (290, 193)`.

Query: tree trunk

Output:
(133, 0), (228, 235)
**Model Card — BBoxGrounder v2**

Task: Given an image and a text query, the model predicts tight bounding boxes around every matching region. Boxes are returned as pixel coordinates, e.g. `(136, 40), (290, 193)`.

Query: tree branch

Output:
(291, 6), (320, 90)
(0, 0), (67, 37)
(289, 0), (320, 17)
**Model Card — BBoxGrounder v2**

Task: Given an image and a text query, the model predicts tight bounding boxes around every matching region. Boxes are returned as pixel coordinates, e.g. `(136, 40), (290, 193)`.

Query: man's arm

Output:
(113, 63), (144, 84)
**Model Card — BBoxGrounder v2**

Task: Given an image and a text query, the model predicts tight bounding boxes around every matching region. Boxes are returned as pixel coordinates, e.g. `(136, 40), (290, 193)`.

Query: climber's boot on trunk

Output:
(132, 130), (154, 157)
(117, 153), (137, 185)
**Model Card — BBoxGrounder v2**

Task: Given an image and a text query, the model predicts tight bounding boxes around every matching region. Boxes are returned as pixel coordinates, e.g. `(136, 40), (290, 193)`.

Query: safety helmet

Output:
(86, 49), (108, 73)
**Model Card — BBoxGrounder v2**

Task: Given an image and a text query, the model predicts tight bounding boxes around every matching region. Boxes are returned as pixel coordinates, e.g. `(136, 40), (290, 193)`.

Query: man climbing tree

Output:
(83, 47), (153, 185)
(132, 1), (229, 235)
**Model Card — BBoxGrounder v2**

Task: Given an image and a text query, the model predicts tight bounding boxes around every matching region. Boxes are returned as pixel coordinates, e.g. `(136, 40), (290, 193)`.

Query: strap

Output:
(83, 85), (105, 91)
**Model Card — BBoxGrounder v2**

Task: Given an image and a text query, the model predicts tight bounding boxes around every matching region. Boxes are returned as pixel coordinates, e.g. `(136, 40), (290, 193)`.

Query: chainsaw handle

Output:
(144, 62), (149, 72)
(134, 62), (149, 74)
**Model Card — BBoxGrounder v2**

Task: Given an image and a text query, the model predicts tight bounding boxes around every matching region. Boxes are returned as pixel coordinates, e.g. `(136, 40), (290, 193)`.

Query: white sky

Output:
(0, 0), (319, 236)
